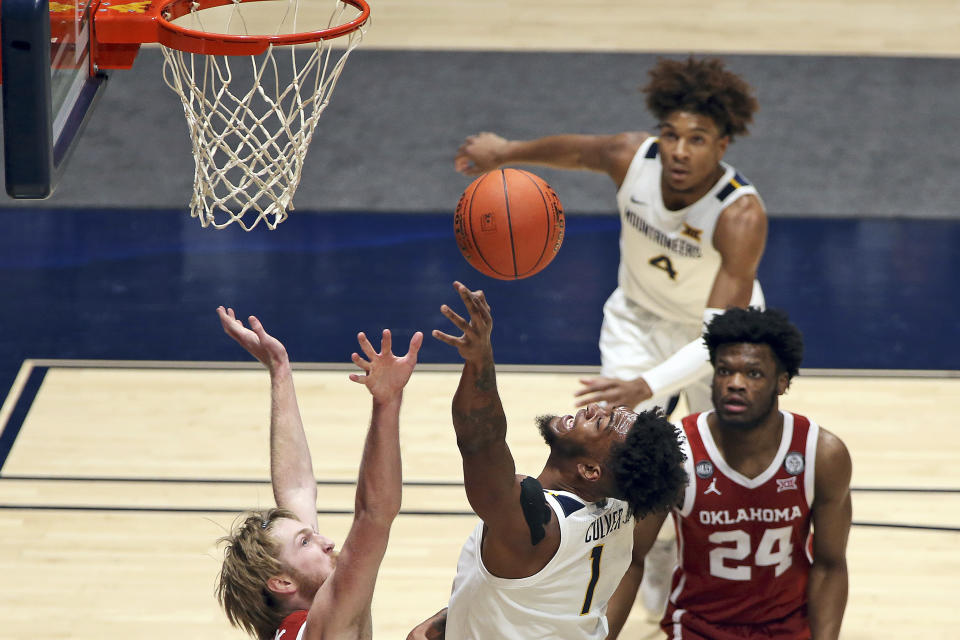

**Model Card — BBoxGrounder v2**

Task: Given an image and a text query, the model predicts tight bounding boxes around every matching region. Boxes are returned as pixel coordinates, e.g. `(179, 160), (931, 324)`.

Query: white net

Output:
(161, 0), (366, 230)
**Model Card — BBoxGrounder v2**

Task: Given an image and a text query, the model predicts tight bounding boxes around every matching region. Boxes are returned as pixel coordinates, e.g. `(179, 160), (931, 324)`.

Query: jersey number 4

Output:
(708, 526), (793, 580)
(648, 255), (678, 280)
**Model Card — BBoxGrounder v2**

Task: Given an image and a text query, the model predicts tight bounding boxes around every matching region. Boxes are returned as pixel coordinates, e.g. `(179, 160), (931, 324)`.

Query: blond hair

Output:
(216, 507), (298, 639)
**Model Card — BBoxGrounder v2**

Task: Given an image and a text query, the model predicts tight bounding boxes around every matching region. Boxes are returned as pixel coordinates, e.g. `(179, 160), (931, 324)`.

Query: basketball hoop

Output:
(93, 0), (370, 230)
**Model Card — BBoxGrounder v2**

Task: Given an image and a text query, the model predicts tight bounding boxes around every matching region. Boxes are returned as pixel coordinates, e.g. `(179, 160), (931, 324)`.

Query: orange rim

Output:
(155, 0), (370, 55)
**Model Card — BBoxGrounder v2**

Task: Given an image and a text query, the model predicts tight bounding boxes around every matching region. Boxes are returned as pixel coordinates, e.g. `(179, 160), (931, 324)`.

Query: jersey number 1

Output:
(580, 544), (603, 615)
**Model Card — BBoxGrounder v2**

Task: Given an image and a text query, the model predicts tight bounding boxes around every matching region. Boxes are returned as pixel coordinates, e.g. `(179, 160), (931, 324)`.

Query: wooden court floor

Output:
(0, 360), (957, 639)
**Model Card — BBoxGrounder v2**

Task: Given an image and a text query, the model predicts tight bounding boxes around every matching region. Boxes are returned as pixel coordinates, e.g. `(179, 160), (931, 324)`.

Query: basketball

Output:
(454, 169), (565, 280)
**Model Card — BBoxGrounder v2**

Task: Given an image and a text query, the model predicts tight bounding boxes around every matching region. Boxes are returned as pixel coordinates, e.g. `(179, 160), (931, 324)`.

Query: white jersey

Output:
(445, 490), (634, 640)
(614, 136), (762, 325)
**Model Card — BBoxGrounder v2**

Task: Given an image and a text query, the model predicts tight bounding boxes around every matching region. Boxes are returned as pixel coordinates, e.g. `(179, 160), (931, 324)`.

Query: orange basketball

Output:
(454, 169), (565, 280)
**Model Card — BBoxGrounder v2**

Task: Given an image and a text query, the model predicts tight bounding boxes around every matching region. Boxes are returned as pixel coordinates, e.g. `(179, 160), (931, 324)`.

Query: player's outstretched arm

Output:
(217, 306), (317, 527)
(605, 512), (669, 639)
(348, 329), (422, 525)
(306, 329), (422, 637)
(432, 282), (518, 519)
(433, 284), (558, 562)
(454, 131), (648, 186)
(807, 428), (852, 640)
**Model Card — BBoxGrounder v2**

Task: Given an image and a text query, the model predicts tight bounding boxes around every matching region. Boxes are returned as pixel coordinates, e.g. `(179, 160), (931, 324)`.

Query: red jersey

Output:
(663, 411), (819, 639)
(274, 610), (307, 640)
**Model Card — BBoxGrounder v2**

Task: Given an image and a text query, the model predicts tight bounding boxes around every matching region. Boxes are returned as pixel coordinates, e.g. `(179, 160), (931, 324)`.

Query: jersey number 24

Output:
(709, 526), (793, 580)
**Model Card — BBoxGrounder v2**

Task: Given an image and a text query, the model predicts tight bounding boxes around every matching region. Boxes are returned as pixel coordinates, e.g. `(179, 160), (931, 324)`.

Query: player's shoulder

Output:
(715, 166), (758, 199)
(816, 426), (851, 463)
(715, 165), (765, 217)
(719, 190), (765, 220)
(814, 426), (853, 484)
(602, 132), (654, 186)
(715, 192), (767, 243)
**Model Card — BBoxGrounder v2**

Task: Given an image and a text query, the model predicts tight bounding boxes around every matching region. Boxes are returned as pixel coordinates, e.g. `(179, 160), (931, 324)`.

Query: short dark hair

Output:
(607, 408), (687, 518)
(704, 307), (804, 380)
(642, 56), (758, 140)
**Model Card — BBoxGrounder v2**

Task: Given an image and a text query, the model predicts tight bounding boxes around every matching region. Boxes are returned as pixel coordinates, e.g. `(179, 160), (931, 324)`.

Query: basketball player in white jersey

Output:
(606, 307), (851, 640)
(214, 307), (422, 640)
(407, 282), (688, 640)
(454, 56), (765, 617)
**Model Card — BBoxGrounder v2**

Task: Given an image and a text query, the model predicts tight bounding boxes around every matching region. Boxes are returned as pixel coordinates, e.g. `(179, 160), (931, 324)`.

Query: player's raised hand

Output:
(432, 281), (494, 362)
(349, 329), (423, 401)
(454, 131), (508, 176)
(574, 375), (653, 410)
(217, 306), (289, 373)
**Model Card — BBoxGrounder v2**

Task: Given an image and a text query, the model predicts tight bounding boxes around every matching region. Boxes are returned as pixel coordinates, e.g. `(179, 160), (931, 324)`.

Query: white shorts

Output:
(598, 282), (765, 415)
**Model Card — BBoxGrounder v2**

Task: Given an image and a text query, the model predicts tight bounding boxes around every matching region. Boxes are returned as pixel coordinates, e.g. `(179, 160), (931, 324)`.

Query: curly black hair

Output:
(607, 408), (687, 519)
(704, 307), (804, 380)
(642, 56), (759, 140)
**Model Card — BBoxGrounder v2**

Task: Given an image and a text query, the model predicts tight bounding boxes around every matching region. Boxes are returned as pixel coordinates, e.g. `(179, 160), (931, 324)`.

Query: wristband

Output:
(641, 308), (725, 397)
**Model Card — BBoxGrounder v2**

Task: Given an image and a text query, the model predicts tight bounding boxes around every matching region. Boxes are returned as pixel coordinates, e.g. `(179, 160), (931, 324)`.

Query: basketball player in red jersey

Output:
(214, 306), (422, 640)
(606, 307), (852, 639)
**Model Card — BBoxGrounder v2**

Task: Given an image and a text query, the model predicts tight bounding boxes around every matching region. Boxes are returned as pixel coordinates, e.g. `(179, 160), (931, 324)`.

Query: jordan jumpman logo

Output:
(704, 477), (721, 495)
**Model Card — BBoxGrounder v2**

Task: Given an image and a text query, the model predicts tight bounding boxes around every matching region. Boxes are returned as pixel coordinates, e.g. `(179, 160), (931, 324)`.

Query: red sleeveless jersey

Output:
(663, 411), (818, 637)
(274, 610), (307, 640)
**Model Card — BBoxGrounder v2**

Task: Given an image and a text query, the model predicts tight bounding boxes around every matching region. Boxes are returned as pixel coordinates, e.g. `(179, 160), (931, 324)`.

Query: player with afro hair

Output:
(453, 55), (769, 622)
(643, 56), (759, 141)
(607, 408), (688, 518)
(704, 306), (804, 383)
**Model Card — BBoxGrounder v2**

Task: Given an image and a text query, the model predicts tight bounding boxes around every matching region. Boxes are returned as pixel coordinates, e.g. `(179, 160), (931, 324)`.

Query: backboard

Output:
(1, 0), (107, 198)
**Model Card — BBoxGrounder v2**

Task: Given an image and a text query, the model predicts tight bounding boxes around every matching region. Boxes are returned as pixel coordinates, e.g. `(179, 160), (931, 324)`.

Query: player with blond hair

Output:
(214, 306), (422, 640)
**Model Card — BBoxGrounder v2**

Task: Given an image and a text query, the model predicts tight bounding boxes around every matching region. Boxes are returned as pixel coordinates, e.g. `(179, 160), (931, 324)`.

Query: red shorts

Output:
(661, 604), (810, 640)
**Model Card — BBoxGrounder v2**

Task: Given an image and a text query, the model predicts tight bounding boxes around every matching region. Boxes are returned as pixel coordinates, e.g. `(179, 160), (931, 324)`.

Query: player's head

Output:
(216, 508), (337, 639)
(643, 56), (758, 142)
(537, 405), (687, 517)
(642, 56), (759, 194)
(704, 307), (805, 428)
(606, 408), (688, 517)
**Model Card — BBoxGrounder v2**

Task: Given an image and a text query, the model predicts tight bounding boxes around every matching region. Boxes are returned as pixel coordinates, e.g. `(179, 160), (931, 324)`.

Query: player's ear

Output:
(266, 574), (297, 595)
(577, 461), (602, 482)
(717, 134), (730, 155)
(776, 371), (789, 395)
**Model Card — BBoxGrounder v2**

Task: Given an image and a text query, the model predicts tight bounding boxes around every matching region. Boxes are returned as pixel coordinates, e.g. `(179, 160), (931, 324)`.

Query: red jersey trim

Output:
(274, 610), (308, 640)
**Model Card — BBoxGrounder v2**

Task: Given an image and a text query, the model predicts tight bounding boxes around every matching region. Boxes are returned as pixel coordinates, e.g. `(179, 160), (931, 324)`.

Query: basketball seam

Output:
(502, 169), (520, 278)
(516, 170), (553, 277)
(468, 171), (508, 278)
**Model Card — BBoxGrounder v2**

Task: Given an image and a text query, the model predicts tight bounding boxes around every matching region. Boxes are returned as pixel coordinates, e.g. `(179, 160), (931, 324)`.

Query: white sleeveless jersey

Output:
(614, 137), (762, 325)
(445, 491), (634, 640)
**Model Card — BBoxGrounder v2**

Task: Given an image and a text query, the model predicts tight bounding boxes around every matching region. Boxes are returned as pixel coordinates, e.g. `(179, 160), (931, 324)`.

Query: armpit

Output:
(519, 476), (553, 545)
